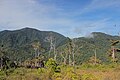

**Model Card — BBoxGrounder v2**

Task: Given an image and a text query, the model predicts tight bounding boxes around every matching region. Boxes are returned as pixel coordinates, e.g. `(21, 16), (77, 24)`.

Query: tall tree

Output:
(67, 38), (72, 66)
(61, 38), (82, 66)
(32, 41), (44, 58)
(0, 40), (5, 69)
(45, 32), (57, 60)
(108, 40), (120, 62)
(88, 43), (100, 65)
(0, 44), (3, 69)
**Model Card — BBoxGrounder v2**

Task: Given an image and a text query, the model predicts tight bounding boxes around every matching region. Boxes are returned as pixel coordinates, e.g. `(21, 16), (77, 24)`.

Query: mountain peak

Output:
(20, 27), (39, 31)
(91, 32), (113, 37)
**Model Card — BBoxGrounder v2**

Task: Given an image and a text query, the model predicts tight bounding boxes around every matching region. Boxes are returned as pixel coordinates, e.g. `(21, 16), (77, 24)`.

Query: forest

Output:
(0, 28), (120, 80)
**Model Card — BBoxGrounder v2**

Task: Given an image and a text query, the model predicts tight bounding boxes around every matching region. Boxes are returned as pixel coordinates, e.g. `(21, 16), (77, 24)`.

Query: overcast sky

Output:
(0, 0), (120, 37)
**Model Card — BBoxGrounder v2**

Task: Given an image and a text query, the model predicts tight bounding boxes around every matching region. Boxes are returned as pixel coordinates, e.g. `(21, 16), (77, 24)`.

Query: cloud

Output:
(0, 0), (65, 30)
(73, 0), (120, 16)
(0, 0), (119, 38)
(0, 0), (79, 33)
(85, 33), (94, 38)
(73, 18), (110, 37)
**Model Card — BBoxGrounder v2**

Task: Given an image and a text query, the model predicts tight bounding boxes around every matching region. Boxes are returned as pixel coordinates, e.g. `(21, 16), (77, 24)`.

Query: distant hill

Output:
(0, 28), (68, 61)
(73, 32), (120, 64)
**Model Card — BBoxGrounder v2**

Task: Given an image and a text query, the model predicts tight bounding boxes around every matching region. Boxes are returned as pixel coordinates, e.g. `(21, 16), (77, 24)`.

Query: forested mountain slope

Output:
(0, 28), (120, 64)
(73, 32), (120, 64)
(0, 28), (68, 61)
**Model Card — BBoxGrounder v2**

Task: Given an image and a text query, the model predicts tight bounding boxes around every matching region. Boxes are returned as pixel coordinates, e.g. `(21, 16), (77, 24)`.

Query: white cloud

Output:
(72, 18), (110, 38)
(73, 0), (120, 16)
(0, 0), (64, 30)
(0, 0), (119, 38)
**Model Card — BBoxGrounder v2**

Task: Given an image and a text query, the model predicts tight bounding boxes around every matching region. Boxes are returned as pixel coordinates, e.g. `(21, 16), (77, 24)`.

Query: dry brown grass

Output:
(76, 68), (120, 80)
(1, 65), (120, 80)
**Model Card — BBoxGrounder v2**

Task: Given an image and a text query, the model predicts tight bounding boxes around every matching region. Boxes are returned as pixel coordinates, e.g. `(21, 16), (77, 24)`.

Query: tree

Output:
(0, 44), (4, 69)
(0, 41), (7, 69)
(72, 39), (83, 66)
(45, 32), (57, 61)
(108, 40), (120, 62)
(32, 41), (44, 58)
(67, 38), (80, 66)
(58, 38), (82, 66)
(58, 45), (69, 65)
(87, 42), (100, 65)
(88, 56), (101, 65)
(67, 38), (72, 66)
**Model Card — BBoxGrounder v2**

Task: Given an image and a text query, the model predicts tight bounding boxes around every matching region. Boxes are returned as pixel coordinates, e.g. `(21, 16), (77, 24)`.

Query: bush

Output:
(45, 58), (58, 71)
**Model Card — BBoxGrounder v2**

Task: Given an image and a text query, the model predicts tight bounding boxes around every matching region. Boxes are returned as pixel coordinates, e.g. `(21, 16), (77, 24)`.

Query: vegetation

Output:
(0, 28), (68, 62)
(0, 28), (120, 80)
(0, 60), (120, 80)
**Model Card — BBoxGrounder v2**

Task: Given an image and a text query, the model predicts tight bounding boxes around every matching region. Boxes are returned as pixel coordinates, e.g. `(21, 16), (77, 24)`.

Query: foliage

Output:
(1, 28), (120, 65)
(0, 28), (68, 62)
(0, 63), (120, 80)
(45, 58), (58, 71)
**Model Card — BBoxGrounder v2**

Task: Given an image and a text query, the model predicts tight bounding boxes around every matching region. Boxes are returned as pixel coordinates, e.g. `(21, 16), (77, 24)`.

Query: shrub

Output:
(45, 58), (58, 71)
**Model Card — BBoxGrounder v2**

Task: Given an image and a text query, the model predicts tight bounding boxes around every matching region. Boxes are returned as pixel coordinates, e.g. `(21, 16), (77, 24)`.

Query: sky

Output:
(0, 0), (120, 38)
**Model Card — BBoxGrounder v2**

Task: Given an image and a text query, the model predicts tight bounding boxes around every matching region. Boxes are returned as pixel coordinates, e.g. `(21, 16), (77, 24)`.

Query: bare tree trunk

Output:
(49, 37), (53, 58)
(72, 53), (75, 66)
(112, 46), (115, 62)
(61, 52), (67, 65)
(64, 58), (67, 65)
(38, 51), (40, 57)
(0, 57), (2, 69)
(54, 54), (57, 61)
(0, 46), (3, 69)
(68, 54), (72, 66)
(68, 45), (72, 66)
(34, 48), (37, 58)
(53, 43), (57, 61)
(49, 49), (51, 58)
(67, 38), (72, 66)
(54, 51), (57, 61)
(72, 40), (75, 66)
(94, 49), (97, 65)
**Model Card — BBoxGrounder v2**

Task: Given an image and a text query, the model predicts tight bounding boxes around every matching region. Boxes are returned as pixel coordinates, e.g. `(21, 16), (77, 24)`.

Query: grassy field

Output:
(0, 64), (120, 80)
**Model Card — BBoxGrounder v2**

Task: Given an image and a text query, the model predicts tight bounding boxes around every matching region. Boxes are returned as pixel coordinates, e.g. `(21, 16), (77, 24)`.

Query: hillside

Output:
(0, 28), (68, 61)
(0, 28), (120, 64)
(73, 32), (120, 64)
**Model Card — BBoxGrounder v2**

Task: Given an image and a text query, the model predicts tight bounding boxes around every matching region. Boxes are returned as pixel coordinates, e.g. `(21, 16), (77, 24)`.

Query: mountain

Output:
(0, 27), (68, 61)
(73, 32), (120, 64)
(0, 28), (120, 64)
